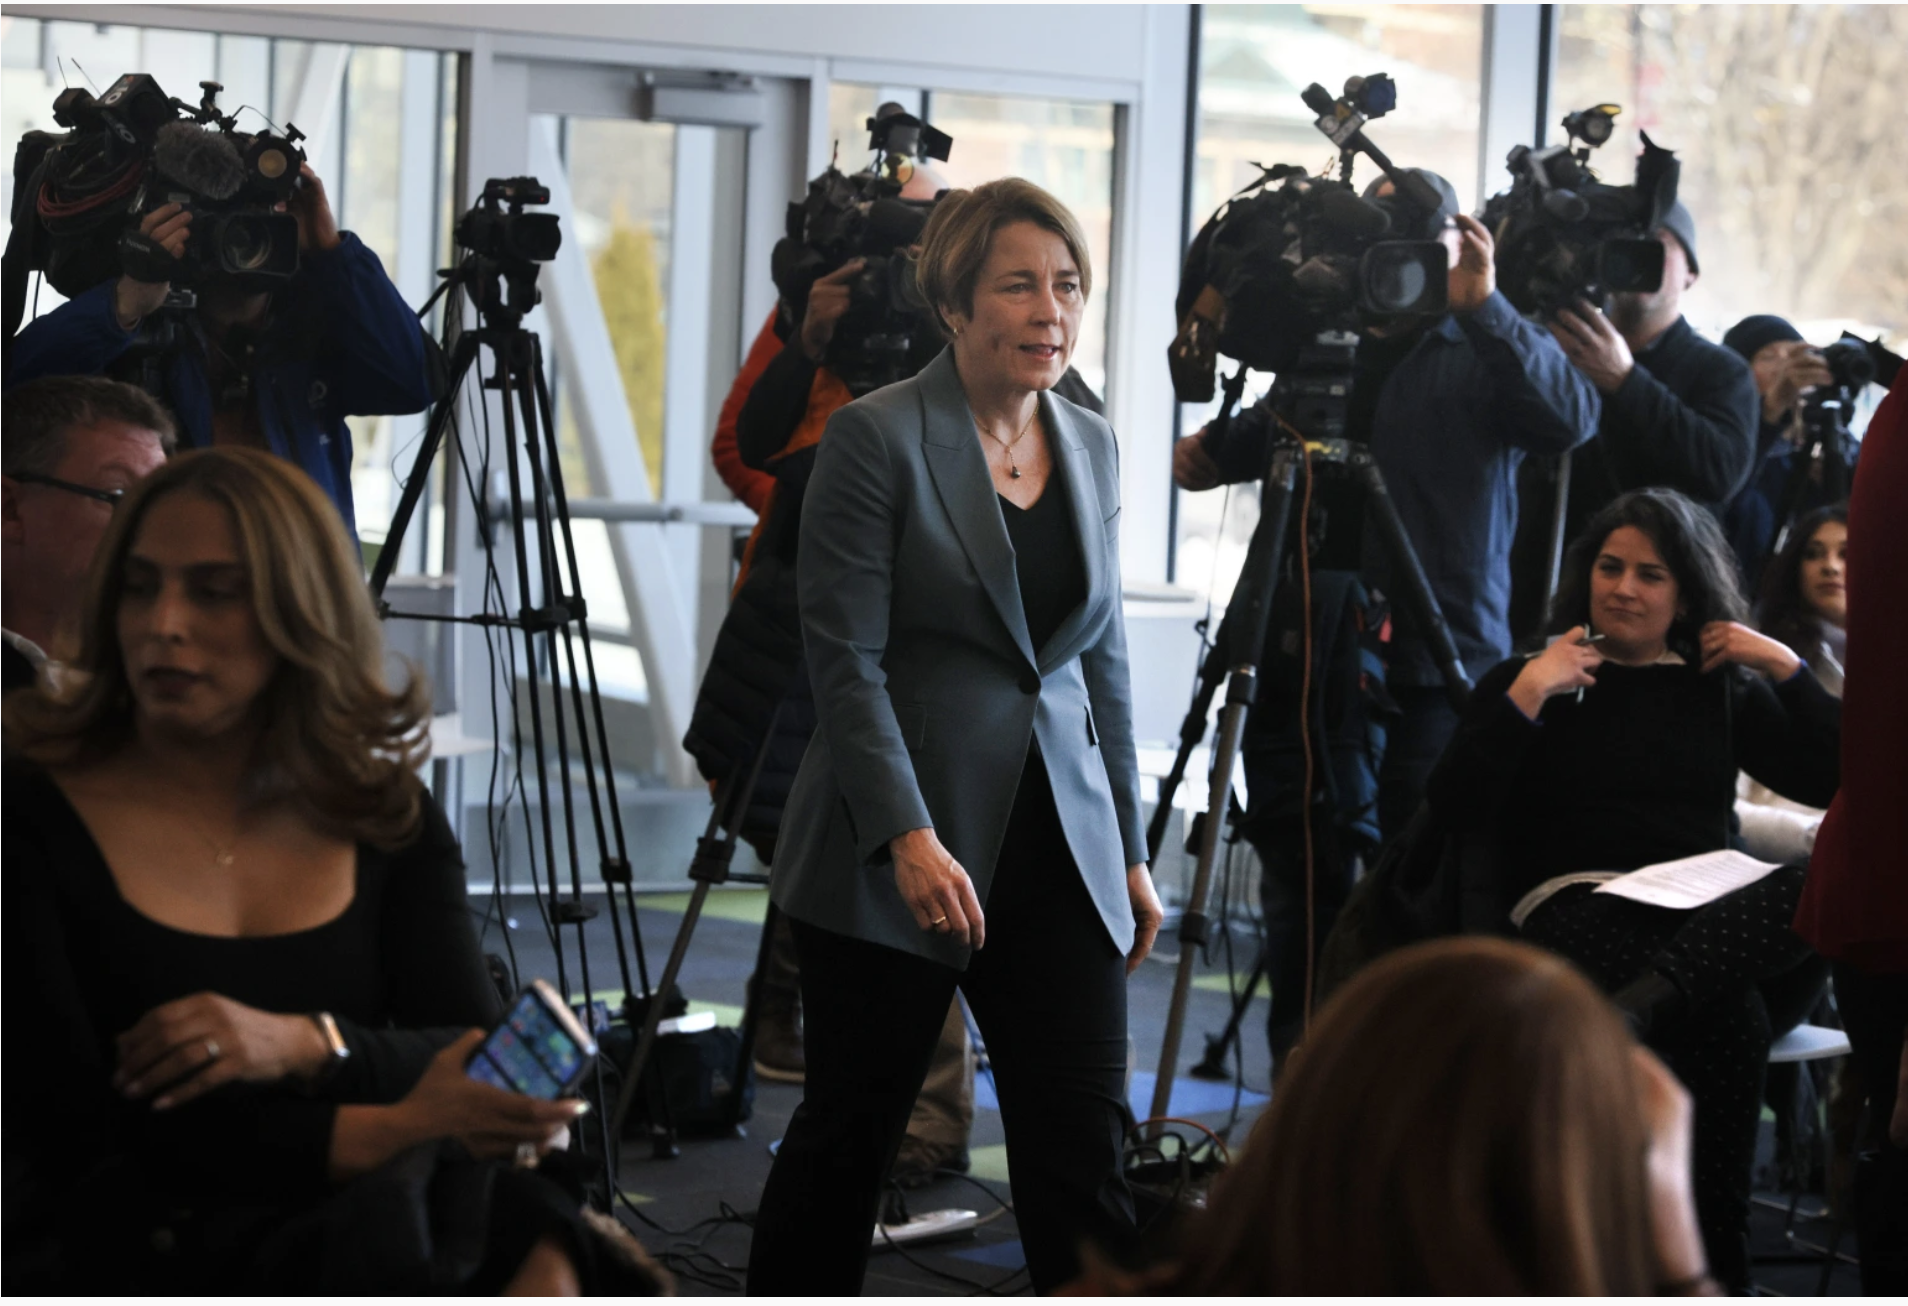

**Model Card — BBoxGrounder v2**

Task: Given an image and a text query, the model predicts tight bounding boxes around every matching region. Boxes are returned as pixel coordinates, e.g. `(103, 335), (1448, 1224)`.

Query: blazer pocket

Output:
(894, 701), (929, 752)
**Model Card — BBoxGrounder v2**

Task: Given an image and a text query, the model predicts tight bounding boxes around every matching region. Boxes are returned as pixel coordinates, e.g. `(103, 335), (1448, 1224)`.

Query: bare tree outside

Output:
(1555, 4), (1907, 348)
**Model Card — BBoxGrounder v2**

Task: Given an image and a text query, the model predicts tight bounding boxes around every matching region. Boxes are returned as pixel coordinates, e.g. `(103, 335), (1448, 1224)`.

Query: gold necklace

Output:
(976, 404), (1039, 480)
(180, 807), (241, 868)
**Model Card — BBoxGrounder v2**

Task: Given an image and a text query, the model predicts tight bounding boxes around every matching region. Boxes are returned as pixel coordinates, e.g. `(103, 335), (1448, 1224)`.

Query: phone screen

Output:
(466, 983), (595, 1099)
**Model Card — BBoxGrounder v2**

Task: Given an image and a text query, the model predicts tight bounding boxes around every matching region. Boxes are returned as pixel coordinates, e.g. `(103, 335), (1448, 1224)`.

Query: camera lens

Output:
(1597, 238), (1665, 294)
(1359, 242), (1447, 316)
(218, 215), (273, 272)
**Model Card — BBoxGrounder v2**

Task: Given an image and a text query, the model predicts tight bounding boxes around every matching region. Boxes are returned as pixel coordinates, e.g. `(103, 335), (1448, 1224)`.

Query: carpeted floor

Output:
(486, 884), (1862, 1296)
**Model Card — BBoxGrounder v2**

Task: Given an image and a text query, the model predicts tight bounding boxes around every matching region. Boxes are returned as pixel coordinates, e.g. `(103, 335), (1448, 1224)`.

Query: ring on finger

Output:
(204, 1039), (222, 1062)
(515, 1142), (539, 1169)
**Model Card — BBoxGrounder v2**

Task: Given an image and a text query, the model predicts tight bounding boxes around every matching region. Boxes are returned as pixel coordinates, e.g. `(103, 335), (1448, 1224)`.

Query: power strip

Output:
(871, 1207), (981, 1249)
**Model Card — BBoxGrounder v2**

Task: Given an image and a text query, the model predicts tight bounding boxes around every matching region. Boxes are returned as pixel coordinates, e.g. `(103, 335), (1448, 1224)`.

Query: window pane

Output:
(1554, 4), (1907, 355)
(553, 115), (676, 496)
(926, 91), (1118, 398)
(1176, 3), (1484, 592)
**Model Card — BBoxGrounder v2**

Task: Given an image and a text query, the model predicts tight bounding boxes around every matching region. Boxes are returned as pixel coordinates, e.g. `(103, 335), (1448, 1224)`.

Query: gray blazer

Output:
(770, 349), (1148, 968)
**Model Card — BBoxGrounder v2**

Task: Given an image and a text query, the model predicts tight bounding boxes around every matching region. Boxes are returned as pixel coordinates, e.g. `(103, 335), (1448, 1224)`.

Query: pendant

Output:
(1010, 465), (1022, 479)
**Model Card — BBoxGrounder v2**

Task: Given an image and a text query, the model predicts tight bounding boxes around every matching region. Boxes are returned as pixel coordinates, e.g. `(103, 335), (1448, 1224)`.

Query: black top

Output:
(1426, 656), (1841, 902)
(1570, 315), (1761, 534)
(999, 468), (1088, 655)
(1, 640), (35, 693)
(1, 761), (502, 1225)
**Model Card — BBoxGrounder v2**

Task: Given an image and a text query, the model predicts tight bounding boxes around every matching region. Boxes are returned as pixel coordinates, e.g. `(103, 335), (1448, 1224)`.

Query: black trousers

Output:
(1251, 820), (1355, 1077)
(1376, 686), (1462, 845)
(1522, 867), (1825, 1291)
(1833, 961), (1908, 1294)
(747, 755), (1136, 1295)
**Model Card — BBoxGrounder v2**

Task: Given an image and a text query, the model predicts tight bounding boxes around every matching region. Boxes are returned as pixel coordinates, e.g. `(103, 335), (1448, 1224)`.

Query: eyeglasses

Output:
(10, 471), (125, 508)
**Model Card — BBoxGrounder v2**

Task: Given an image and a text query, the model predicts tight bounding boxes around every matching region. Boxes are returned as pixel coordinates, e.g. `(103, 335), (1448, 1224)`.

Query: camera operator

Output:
(1716, 315), (1839, 583)
(1174, 170), (1600, 844)
(1546, 203), (1759, 537)
(5, 163), (436, 539)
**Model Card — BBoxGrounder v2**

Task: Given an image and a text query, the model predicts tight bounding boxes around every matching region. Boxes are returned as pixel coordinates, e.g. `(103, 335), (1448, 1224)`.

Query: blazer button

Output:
(1019, 671), (1041, 695)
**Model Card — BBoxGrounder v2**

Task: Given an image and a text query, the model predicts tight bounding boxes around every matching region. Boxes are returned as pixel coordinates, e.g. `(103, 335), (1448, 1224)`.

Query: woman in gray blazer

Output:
(746, 179), (1162, 1295)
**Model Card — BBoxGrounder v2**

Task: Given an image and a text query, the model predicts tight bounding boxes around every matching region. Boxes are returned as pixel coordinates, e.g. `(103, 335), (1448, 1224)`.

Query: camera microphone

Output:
(153, 121), (245, 200)
(1315, 187), (1393, 241)
(1300, 83), (1339, 117)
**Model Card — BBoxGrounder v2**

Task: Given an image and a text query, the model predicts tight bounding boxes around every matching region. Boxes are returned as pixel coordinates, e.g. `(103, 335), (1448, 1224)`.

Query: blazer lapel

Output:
(1036, 390), (1107, 671)
(918, 352), (1038, 670)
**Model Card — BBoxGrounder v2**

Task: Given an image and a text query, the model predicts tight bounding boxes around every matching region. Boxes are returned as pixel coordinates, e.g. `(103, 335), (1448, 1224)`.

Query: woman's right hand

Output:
(114, 203), (192, 329)
(891, 827), (985, 948)
(1507, 625), (1604, 720)
(395, 1030), (586, 1162)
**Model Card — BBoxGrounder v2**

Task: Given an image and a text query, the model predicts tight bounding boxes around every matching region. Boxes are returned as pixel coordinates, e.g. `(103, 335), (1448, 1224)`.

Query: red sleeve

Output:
(1795, 368), (1908, 971)
(712, 311), (784, 516)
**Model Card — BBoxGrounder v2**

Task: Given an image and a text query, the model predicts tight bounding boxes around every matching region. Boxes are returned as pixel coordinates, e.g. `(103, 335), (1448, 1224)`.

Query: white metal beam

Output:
(1103, 4), (1192, 585)
(1478, 5), (1547, 209)
(530, 119), (699, 786)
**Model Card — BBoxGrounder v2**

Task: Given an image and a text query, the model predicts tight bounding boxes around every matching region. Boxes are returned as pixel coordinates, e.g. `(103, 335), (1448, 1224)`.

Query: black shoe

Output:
(1613, 970), (1690, 1044)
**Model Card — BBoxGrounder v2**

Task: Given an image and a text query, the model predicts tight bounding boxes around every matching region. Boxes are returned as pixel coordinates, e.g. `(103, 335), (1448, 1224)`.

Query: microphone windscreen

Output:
(153, 122), (245, 201)
(863, 197), (928, 254)
(1315, 187), (1393, 240)
(1301, 83), (1338, 116)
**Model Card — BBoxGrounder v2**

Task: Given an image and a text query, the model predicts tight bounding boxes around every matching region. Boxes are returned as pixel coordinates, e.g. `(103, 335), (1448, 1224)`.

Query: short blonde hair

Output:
(6, 448), (431, 848)
(915, 177), (1092, 339)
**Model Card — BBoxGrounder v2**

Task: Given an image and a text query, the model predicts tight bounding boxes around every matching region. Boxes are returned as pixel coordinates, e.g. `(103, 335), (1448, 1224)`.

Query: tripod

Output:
(1761, 398), (1855, 577)
(1146, 332), (1473, 1127)
(608, 708), (783, 1154)
(370, 183), (657, 1195)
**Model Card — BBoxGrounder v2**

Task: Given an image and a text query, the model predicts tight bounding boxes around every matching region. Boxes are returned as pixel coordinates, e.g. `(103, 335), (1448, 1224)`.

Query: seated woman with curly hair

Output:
(2, 448), (662, 1295)
(1424, 486), (1840, 1289)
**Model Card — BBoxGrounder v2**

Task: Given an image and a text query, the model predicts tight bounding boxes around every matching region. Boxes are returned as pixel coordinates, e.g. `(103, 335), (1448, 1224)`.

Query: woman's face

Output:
(1589, 525), (1683, 659)
(942, 220), (1083, 394)
(117, 492), (279, 742)
(1799, 519), (1848, 627)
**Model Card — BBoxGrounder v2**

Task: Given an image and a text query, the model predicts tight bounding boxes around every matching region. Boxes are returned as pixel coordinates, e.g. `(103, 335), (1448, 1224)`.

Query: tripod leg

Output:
(1149, 447), (1298, 1129)
(531, 353), (654, 1001)
(1189, 945), (1268, 1081)
(1356, 452), (1473, 711)
(369, 331), (481, 598)
(1145, 607), (1233, 863)
(492, 338), (573, 1000)
(608, 711), (784, 1146)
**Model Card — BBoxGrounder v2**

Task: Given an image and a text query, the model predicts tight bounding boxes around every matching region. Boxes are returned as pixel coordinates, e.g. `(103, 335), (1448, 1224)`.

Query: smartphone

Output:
(465, 978), (599, 1099)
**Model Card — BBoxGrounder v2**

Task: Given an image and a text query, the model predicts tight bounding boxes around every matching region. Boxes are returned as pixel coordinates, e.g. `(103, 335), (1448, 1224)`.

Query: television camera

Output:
(1481, 104), (1680, 315)
(769, 106), (952, 396)
(5, 74), (307, 313)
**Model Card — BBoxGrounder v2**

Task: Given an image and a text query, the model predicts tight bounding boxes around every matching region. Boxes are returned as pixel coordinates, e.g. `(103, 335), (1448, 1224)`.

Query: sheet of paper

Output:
(1593, 849), (1784, 911)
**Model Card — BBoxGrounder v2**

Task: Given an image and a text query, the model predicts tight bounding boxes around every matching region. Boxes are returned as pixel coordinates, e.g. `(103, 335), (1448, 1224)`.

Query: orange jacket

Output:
(710, 310), (783, 516)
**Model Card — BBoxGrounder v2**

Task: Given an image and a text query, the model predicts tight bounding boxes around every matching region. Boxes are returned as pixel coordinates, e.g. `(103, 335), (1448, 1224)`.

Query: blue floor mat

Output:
(973, 1068), (1268, 1116)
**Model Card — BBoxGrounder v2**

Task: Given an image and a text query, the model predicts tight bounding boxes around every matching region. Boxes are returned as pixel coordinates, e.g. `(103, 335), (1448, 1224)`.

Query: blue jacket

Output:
(1209, 291), (1601, 687)
(6, 233), (433, 538)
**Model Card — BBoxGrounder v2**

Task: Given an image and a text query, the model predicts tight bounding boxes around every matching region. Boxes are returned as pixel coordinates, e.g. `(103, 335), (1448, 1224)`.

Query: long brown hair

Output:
(1756, 502), (1847, 659)
(1164, 938), (1655, 1295)
(6, 448), (430, 847)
